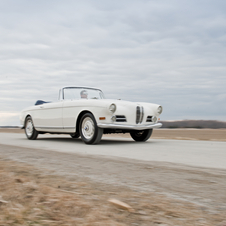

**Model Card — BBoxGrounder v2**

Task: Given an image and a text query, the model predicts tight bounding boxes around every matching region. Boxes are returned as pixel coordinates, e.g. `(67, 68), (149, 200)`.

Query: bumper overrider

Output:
(97, 122), (162, 130)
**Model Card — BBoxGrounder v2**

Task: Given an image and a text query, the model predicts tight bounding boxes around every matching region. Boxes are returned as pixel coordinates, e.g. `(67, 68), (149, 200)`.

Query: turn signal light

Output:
(99, 117), (106, 120)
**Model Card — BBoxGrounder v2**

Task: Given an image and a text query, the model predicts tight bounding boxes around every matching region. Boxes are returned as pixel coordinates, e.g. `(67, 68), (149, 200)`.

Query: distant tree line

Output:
(160, 120), (226, 129)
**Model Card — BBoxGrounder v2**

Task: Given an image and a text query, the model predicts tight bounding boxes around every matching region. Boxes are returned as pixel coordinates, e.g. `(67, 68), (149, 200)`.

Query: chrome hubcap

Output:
(26, 120), (33, 137)
(82, 117), (95, 140)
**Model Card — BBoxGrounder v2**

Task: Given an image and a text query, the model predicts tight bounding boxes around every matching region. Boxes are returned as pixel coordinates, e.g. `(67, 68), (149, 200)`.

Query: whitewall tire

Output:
(25, 116), (39, 140)
(79, 113), (103, 144)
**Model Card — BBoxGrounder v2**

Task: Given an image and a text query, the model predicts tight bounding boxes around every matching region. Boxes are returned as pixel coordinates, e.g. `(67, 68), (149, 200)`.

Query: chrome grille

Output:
(136, 106), (144, 124)
(140, 106), (144, 123)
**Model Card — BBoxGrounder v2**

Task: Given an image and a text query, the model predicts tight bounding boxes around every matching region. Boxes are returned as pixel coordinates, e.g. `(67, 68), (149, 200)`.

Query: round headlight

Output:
(157, 106), (163, 114)
(109, 104), (116, 113)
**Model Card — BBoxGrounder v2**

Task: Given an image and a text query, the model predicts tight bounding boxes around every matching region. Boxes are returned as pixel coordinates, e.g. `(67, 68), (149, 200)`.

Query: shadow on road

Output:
(28, 136), (148, 145)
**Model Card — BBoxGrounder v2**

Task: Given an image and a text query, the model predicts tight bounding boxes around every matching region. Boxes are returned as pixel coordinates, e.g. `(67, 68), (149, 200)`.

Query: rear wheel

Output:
(79, 113), (103, 144)
(25, 116), (39, 140)
(130, 129), (152, 142)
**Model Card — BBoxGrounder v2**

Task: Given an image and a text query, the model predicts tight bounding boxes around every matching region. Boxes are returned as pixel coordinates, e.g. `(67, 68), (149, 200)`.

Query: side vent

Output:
(146, 116), (157, 123)
(116, 115), (127, 122)
(146, 116), (153, 122)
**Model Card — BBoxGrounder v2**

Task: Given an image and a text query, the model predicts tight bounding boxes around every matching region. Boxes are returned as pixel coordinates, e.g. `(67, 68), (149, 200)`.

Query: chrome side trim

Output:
(36, 126), (75, 130)
(36, 126), (64, 130)
(97, 123), (162, 130)
(63, 126), (76, 129)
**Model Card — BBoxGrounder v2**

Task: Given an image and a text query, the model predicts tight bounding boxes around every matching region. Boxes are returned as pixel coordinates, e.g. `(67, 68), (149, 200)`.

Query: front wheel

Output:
(70, 133), (80, 139)
(25, 116), (39, 140)
(130, 129), (153, 142)
(79, 113), (103, 144)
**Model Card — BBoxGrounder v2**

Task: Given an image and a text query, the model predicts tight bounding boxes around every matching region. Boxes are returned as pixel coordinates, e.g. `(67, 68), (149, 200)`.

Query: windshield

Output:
(63, 87), (105, 100)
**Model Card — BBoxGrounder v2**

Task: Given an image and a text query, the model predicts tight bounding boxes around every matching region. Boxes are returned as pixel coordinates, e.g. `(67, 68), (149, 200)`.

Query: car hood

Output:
(95, 99), (160, 109)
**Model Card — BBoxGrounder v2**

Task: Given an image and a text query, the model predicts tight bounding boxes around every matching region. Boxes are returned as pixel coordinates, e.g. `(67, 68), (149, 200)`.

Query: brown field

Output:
(1, 155), (226, 226)
(1, 128), (225, 141)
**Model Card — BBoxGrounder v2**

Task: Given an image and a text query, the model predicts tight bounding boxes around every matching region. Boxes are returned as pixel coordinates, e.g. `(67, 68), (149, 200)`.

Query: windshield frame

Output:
(60, 87), (105, 100)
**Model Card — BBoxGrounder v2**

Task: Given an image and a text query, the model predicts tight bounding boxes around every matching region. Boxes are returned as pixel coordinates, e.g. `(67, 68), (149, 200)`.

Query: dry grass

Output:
(0, 158), (225, 226)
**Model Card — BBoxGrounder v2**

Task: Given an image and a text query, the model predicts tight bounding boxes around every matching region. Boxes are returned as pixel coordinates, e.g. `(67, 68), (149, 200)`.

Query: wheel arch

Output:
(76, 110), (95, 134)
(23, 114), (32, 128)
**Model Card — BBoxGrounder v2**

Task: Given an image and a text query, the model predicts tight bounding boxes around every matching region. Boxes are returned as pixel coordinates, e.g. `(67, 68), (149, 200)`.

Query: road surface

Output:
(0, 132), (225, 169)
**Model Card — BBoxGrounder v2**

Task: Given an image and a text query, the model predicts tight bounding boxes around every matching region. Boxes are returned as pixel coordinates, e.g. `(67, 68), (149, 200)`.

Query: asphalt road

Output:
(0, 132), (225, 169)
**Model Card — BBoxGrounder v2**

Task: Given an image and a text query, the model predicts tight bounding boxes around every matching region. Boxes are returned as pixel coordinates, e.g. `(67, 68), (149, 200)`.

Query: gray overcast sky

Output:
(0, 0), (226, 125)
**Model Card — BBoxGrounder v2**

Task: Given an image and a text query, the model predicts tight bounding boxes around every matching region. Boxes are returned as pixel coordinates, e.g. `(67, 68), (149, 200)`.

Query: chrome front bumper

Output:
(97, 122), (162, 130)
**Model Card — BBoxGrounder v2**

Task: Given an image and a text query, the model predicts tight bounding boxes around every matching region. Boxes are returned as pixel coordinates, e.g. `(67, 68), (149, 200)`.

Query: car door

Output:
(62, 99), (81, 133)
(33, 102), (63, 132)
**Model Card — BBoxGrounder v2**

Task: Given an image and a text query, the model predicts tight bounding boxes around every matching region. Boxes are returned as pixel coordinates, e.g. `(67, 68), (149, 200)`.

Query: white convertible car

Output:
(20, 87), (163, 144)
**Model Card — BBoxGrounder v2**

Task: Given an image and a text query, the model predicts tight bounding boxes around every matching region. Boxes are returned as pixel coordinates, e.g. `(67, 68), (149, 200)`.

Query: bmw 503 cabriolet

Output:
(20, 87), (163, 144)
